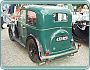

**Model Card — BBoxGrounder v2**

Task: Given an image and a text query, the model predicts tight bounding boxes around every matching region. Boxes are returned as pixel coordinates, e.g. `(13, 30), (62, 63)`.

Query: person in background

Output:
(2, 4), (9, 23)
(79, 6), (81, 13)
(76, 6), (77, 14)
(73, 6), (77, 15)
(61, 4), (64, 7)
(81, 5), (89, 20)
(10, 4), (16, 16)
(1, 7), (11, 29)
(57, 4), (65, 8)
(79, 6), (83, 13)
(80, 7), (83, 12)
(8, 4), (11, 14)
(1, 8), (5, 29)
(57, 4), (61, 7)
(54, 4), (57, 6)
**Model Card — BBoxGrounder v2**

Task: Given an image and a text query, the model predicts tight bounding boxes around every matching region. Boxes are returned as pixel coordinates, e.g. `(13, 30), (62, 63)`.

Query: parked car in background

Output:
(72, 13), (89, 44)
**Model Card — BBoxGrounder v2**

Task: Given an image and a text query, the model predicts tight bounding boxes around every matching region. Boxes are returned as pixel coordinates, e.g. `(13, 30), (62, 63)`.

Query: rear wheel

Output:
(27, 37), (42, 63)
(8, 28), (14, 41)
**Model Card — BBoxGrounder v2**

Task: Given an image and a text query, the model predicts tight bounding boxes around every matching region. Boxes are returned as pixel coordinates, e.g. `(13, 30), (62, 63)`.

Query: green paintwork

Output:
(17, 5), (73, 57)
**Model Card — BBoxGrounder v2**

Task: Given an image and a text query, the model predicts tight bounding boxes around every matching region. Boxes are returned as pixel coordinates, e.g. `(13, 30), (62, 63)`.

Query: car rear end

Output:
(38, 7), (80, 60)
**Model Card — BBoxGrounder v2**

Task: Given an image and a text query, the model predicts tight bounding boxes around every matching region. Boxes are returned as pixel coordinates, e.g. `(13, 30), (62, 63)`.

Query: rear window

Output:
(53, 13), (67, 22)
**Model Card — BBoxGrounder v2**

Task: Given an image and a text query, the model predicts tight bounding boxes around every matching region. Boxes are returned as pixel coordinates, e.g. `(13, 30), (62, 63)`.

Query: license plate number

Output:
(56, 36), (68, 41)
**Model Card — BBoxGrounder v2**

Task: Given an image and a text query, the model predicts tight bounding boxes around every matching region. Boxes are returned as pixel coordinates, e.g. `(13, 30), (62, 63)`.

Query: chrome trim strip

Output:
(26, 25), (72, 31)
(41, 49), (78, 59)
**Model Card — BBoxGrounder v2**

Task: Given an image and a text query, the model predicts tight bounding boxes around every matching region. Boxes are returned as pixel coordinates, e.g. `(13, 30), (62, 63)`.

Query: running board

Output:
(14, 37), (25, 47)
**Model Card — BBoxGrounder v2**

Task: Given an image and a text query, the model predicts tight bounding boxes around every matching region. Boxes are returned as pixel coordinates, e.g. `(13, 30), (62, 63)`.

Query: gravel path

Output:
(1, 25), (89, 66)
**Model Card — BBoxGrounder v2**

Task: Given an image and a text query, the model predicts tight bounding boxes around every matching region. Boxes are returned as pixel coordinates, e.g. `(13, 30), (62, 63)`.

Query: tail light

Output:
(46, 51), (49, 56)
(78, 44), (81, 49)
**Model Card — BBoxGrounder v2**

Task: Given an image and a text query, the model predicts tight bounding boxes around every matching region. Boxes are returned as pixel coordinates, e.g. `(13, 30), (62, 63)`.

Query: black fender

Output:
(26, 34), (46, 61)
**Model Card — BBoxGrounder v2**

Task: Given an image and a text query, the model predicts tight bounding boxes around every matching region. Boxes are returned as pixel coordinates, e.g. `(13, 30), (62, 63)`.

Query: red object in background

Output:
(15, 7), (21, 17)
(15, 15), (19, 17)
(9, 15), (11, 17)
(80, 7), (83, 11)
(16, 7), (21, 12)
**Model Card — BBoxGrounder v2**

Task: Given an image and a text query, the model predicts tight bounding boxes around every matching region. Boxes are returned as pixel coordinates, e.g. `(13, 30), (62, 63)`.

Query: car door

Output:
(19, 9), (27, 44)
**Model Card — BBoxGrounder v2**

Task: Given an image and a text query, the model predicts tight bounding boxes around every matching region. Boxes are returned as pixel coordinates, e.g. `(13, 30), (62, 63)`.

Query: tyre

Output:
(8, 28), (14, 41)
(27, 37), (42, 63)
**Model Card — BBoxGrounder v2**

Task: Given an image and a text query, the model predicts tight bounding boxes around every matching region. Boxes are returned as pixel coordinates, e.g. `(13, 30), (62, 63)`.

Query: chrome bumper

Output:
(41, 49), (78, 60)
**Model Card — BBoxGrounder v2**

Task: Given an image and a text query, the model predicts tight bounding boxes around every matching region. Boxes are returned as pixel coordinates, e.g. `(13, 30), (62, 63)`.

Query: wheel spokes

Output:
(29, 44), (38, 60)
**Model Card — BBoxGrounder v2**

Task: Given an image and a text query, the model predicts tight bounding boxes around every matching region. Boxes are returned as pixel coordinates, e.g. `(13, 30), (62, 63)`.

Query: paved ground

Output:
(1, 12), (89, 66)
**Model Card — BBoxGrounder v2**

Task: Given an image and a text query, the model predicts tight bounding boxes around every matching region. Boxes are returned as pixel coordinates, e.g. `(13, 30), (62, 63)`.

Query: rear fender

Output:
(26, 34), (45, 61)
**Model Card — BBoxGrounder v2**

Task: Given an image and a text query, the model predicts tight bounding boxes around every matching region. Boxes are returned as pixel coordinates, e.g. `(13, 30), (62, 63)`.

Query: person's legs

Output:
(1, 17), (3, 28)
(1, 17), (5, 29)
(82, 15), (87, 20)
(10, 23), (15, 38)
(82, 15), (84, 20)
(84, 16), (86, 20)
(75, 9), (76, 14)
(3, 11), (6, 23)
(3, 15), (6, 23)
(73, 9), (75, 14)
(3, 11), (8, 23)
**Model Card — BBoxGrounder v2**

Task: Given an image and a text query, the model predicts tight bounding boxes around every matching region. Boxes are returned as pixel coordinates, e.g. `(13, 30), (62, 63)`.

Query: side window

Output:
(27, 10), (36, 26)
(20, 10), (26, 23)
(53, 13), (67, 22)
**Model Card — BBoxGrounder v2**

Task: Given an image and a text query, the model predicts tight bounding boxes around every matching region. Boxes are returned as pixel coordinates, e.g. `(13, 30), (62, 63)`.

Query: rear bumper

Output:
(41, 49), (78, 60)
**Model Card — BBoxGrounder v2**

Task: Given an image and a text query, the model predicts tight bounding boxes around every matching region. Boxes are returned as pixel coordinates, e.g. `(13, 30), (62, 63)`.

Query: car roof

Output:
(22, 5), (71, 14)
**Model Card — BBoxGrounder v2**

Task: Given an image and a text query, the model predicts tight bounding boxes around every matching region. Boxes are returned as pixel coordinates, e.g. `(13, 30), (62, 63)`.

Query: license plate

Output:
(56, 36), (68, 41)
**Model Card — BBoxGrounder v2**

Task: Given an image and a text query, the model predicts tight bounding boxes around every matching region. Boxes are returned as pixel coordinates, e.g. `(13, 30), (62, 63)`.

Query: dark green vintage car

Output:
(8, 5), (80, 63)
